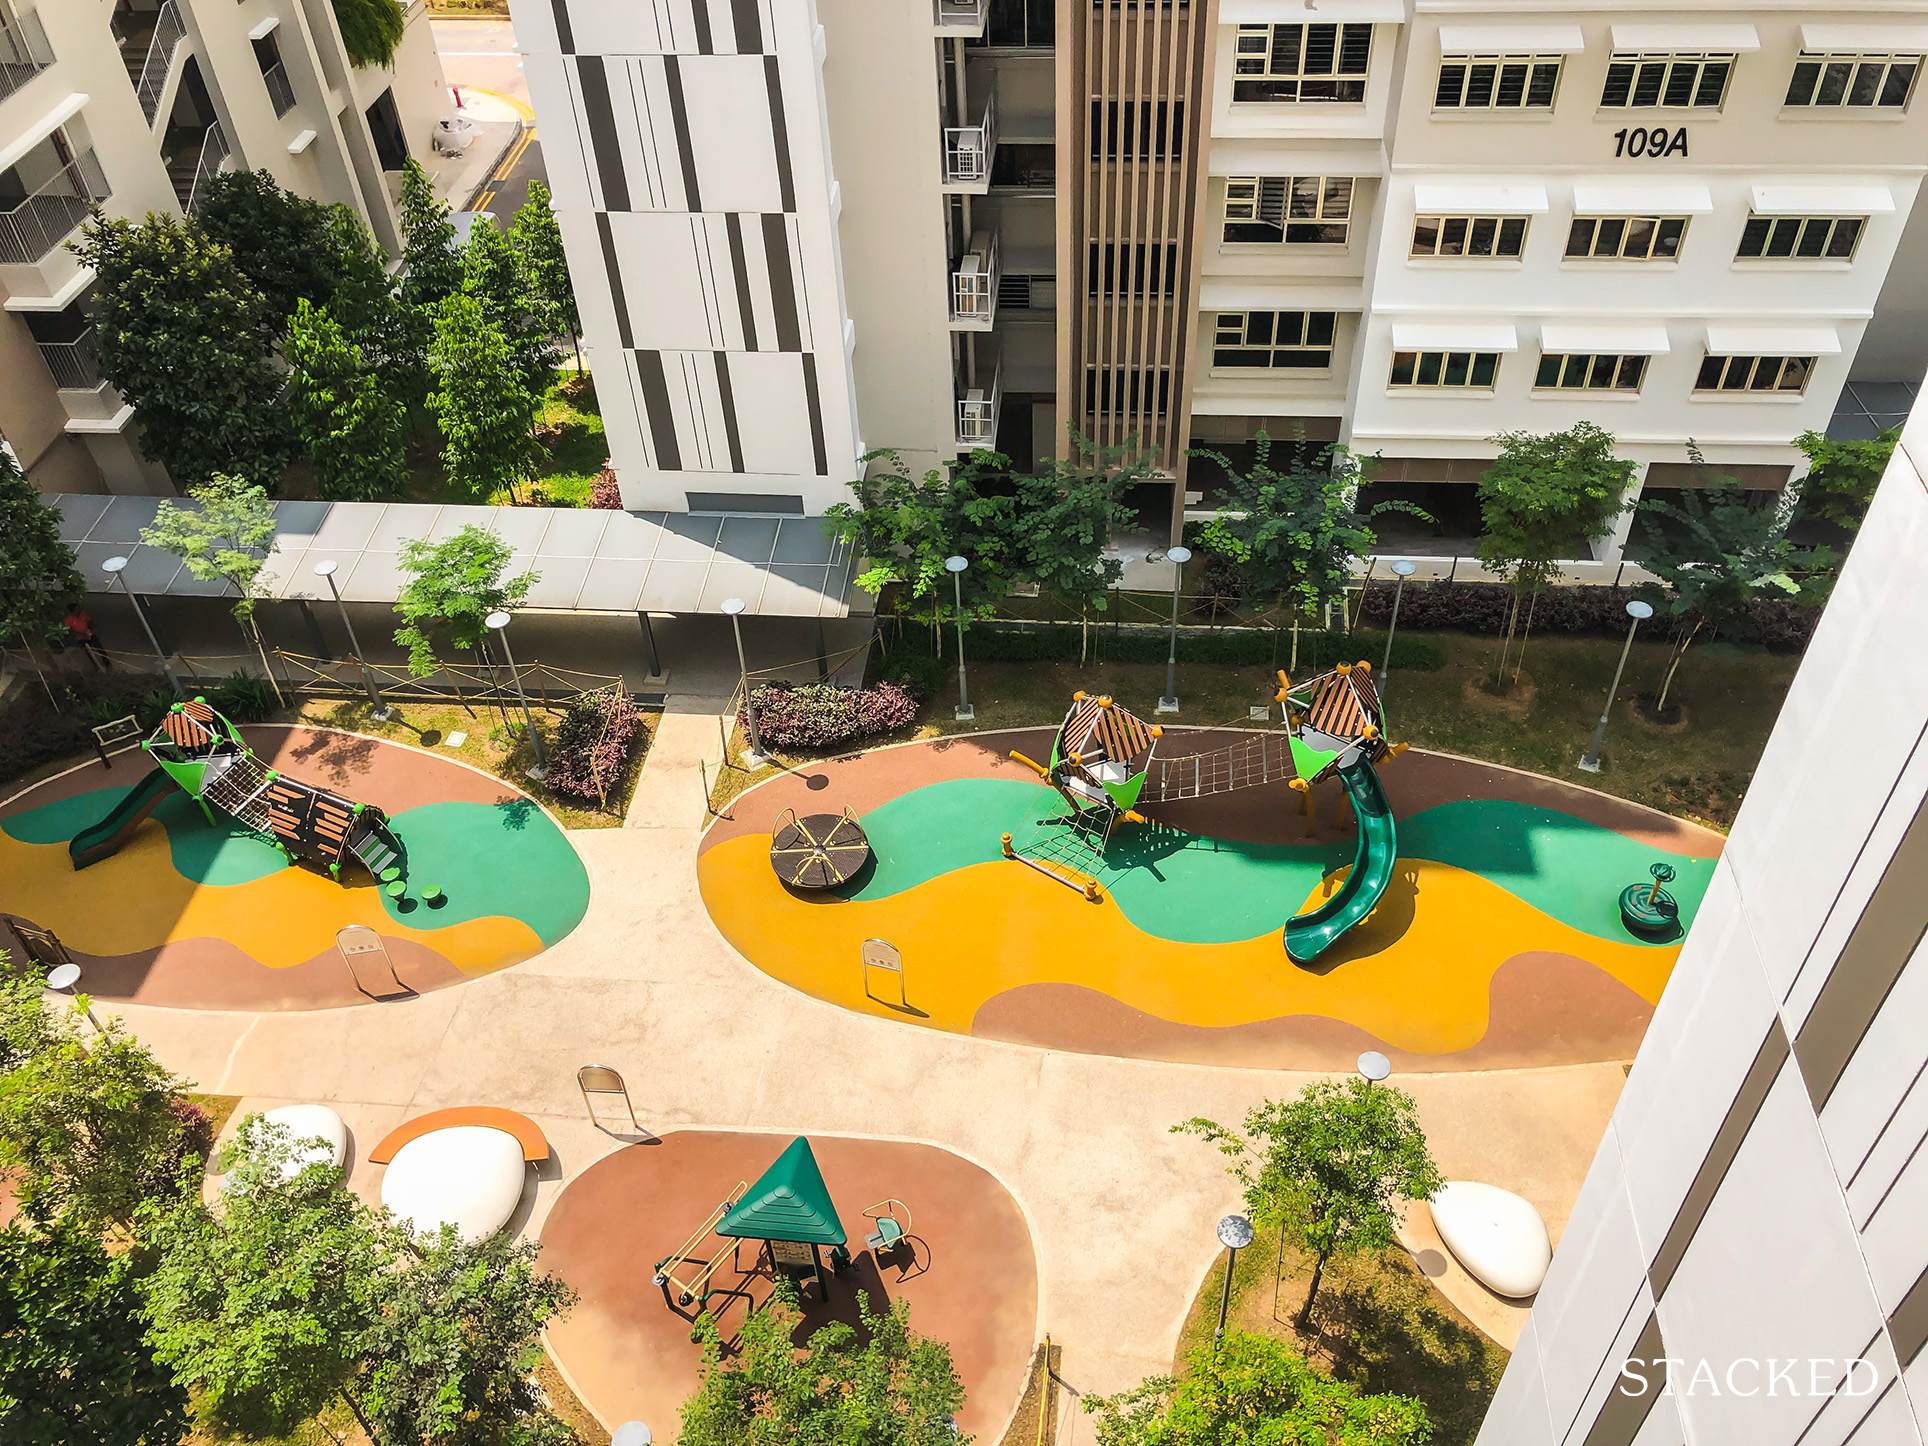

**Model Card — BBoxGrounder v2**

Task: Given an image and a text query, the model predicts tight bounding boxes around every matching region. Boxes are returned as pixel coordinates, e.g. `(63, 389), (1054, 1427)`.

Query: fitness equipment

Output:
(1619, 862), (1680, 937)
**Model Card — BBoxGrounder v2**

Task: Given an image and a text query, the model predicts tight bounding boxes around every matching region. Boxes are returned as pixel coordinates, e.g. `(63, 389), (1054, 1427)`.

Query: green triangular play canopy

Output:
(715, 1136), (846, 1245)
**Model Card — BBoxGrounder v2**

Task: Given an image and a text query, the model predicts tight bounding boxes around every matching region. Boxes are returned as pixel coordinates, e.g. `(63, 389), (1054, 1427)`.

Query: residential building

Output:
(0, 0), (453, 496)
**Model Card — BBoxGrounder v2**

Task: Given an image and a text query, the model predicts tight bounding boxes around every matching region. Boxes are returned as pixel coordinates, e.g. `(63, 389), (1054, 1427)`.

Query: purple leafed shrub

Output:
(1353, 579), (1820, 651)
(741, 681), (918, 752)
(544, 686), (647, 806)
(591, 460), (621, 509)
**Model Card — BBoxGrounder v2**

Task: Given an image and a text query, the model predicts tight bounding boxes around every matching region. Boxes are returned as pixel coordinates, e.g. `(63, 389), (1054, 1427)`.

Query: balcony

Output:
(0, 5), (53, 106)
(262, 60), (296, 118)
(956, 349), (1002, 449)
(130, 1), (188, 128)
(933, 0), (988, 38)
(950, 229), (999, 329)
(0, 150), (109, 266)
(37, 325), (101, 389)
(941, 91), (996, 194)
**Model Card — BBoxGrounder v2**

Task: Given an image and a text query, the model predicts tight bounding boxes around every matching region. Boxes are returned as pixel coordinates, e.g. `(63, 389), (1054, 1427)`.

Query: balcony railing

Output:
(951, 229), (1000, 326)
(0, 5), (53, 105)
(0, 151), (110, 266)
(262, 60), (296, 118)
(39, 327), (102, 389)
(184, 122), (230, 216)
(942, 91), (997, 187)
(933, 0), (989, 36)
(135, 1), (187, 128)
(956, 352), (1002, 448)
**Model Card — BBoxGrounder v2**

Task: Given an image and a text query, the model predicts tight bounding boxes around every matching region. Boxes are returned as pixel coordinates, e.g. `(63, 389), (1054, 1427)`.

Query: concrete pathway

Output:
(624, 696), (732, 829)
(113, 819), (1624, 1441)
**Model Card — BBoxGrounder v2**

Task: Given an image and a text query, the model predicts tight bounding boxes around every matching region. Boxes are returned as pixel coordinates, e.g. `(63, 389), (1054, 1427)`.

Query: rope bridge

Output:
(1139, 733), (1295, 803)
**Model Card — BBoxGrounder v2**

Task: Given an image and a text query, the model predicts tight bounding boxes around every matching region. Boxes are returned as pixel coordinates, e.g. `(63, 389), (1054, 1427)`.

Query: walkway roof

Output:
(715, 1136), (846, 1246)
(51, 497), (858, 619)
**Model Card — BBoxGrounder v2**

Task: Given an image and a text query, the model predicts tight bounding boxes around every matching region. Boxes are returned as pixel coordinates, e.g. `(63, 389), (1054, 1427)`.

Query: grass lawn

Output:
(402, 371), (607, 508)
(1175, 1219), (1508, 1446)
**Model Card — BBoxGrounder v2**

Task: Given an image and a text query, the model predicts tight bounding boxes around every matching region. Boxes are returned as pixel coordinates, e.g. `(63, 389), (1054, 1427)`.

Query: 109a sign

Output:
(1614, 126), (1688, 158)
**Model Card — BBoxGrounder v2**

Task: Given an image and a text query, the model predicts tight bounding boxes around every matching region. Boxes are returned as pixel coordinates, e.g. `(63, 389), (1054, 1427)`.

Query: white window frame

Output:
(1565, 215), (1691, 261)
(1434, 54), (1565, 110)
(1233, 23), (1372, 105)
(1600, 52), (1737, 109)
(1409, 215), (1529, 259)
(1222, 176), (1354, 245)
(1784, 52), (1921, 109)
(1213, 310), (1338, 370)
(1388, 351), (1502, 390)
(1693, 354), (1817, 394)
(1533, 353), (1650, 392)
(1734, 215), (1865, 262)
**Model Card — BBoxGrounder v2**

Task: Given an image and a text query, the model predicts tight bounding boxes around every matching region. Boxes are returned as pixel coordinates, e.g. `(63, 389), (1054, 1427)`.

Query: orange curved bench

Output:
(368, 1107), (550, 1165)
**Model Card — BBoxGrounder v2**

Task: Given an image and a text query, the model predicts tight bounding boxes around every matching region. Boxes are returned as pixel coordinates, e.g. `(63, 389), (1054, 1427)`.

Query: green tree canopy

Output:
(331, 0), (405, 68)
(1177, 1078), (1442, 1328)
(392, 523), (537, 676)
(141, 474), (277, 624)
(400, 158), (464, 310)
(0, 1221), (190, 1446)
(463, 216), (560, 390)
(678, 1283), (967, 1446)
(510, 180), (580, 364)
(73, 214), (294, 487)
(429, 293), (546, 505)
(1794, 426), (1897, 532)
(1085, 1332), (1432, 1446)
(0, 439), (85, 643)
(1013, 433), (1150, 616)
(286, 299), (408, 502)
(195, 170), (378, 333)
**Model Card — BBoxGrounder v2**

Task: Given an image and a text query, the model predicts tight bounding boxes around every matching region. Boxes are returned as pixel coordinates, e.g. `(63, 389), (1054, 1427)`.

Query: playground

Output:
(0, 705), (590, 1009)
(698, 670), (1724, 1070)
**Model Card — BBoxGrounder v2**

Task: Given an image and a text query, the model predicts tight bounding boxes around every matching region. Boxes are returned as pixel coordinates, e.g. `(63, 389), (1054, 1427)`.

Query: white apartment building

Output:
(0, 0), (452, 496)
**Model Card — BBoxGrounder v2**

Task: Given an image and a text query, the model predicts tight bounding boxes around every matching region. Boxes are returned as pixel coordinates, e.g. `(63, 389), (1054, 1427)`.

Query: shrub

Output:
(741, 681), (917, 751)
(591, 460), (621, 509)
(957, 623), (1446, 672)
(1353, 579), (1820, 651)
(209, 671), (280, 723)
(150, 1097), (214, 1197)
(0, 673), (172, 786)
(543, 686), (645, 807)
(867, 645), (946, 703)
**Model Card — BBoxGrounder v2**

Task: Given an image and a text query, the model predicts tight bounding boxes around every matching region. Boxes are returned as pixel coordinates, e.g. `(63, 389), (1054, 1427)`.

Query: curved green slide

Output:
(1284, 757), (1397, 965)
(69, 768), (181, 870)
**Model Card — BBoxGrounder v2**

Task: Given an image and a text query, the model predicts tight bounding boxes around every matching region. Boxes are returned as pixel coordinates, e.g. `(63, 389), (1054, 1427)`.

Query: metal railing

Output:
(956, 351), (1002, 447)
(261, 60), (296, 118)
(0, 150), (110, 266)
(38, 327), (101, 389)
(0, 5), (53, 105)
(184, 122), (230, 216)
(942, 90), (997, 186)
(134, 0), (187, 128)
(951, 229), (1000, 324)
(933, 0), (989, 33)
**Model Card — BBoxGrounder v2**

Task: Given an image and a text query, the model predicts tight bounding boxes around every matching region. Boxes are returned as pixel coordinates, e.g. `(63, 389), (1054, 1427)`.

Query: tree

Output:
(73, 214), (293, 487)
(331, 0), (405, 68)
(138, 1117), (389, 1440)
(1085, 1332), (1432, 1446)
(0, 969), (196, 1235)
(0, 437), (85, 645)
(1176, 1078), (1442, 1330)
(0, 1222), (190, 1446)
(195, 170), (374, 334)
(392, 523), (537, 677)
(326, 207), (427, 403)
(510, 180), (581, 369)
(400, 158), (464, 310)
(463, 215), (561, 390)
(1475, 423), (1634, 687)
(1013, 433), (1150, 658)
(285, 299), (408, 501)
(430, 294), (546, 504)
(1794, 426), (1897, 533)
(1634, 444), (1831, 718)
(141, 474), (286, 702)
(361, 1228), (578, 1446)
(678, 1283), (967, 1446)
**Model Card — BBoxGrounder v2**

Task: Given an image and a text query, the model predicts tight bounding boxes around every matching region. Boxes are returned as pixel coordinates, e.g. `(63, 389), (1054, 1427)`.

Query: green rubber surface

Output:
(12, 779), (288, 884)
(375, 799), (589, 946)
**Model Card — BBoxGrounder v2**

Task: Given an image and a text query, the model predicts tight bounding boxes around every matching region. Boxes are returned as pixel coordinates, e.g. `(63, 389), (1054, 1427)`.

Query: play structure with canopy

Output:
(66, 698), (407, 886)
(1005, 663), (1405, 964)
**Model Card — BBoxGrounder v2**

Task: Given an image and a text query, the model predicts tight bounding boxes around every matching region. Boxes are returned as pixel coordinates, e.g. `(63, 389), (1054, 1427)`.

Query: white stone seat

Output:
(1429, 1181), (1552, 1299)
(379, 1126), (528, 1243)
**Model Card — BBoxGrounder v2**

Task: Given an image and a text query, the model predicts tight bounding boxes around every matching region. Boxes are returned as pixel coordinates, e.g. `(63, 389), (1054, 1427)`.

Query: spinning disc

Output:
(770, 812), (871, 891)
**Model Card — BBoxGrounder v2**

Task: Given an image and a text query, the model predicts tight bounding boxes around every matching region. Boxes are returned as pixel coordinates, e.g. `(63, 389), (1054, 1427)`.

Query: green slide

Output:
(1285, 757), (1397, 966)
(69, 768), (181, 870)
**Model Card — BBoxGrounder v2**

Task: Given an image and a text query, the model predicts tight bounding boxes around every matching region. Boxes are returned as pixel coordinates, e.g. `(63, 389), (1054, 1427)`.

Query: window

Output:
(1213, 310), (1336, 369)
(1389, 351), (1500, 389)
(1534, 353), (1648, 391)
(1564, 216), (1688, 260)
(1223, 176), (1353, 244)
(1084, 365), (1172, 418)
(1089, 99), (1185, 161)
(252, 32), (296, 118)
(1434, 54), (1563, 109)
(977, 0), (1054, 48)
(1600, 53), (1735, 108)
(1234, 23), (1371, 103)
(1410, 215), (1527, 258)
(1785, 52), (1920, 108)
(1086, 241), (1178, 298)
(1735, 216), (1864, 260)
(1693, 355), (1815, 393)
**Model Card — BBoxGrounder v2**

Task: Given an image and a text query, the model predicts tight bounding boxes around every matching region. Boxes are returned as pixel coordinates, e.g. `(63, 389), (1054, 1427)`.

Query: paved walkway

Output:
(624, 696), (732, 829)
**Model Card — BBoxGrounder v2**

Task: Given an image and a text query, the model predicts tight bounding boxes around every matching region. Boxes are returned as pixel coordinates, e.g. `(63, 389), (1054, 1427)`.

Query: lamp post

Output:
(102, 556), (182, 696)
(1579, 599), (1654, 774)
(1378, 559), (1417, 693)
(1158, 544), (1193, 714)
(485, 610), (546, 779)
(313, 560), (390, 720)
(945, 555), (973, 722)
(1214, 1213), (1255, 1339)
(721, 598), (767, 764)
(1357, 1050), (1391, 1086)
(611, 1425), (653, 1446)
(45, 962), (101, 1032)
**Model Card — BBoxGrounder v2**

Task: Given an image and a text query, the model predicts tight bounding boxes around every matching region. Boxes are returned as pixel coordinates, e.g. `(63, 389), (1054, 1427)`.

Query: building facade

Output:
(0, 0), (451, 496)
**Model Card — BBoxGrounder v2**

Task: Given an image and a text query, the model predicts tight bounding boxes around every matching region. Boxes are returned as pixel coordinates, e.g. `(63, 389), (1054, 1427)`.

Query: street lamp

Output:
(313, 560), (390, 721)
(485, 610), (546, 779)
(1357, 1050), (1392, 1086)
(611, 1425), (653, 1446)
(45, 962), (101, 1032)
(1579, 599), (1655, 774)
(1214, 1213), (1255, 1339)
(945, 555), (973, 722)
(1158, 545), (1193, 714)
(721, 598), (767, 764)
(102, 556), (182, 696)
(1378, 560), (1417, 693)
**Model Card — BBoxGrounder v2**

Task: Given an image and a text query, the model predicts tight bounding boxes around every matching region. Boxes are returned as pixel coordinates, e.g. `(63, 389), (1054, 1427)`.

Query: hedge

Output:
(741, 681), (918, 751)
(544, 686), (646, 807)
(1353, 580), (1820, 651)
(965, 624), (1445, 671)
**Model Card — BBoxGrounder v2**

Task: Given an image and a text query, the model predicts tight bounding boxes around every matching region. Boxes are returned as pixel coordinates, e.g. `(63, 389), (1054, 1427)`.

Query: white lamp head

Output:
(1357, 1049), (1392, 1082)
(485, 610), (512, 630)
(944, 555), (969, 573)
(313, 559), (338, 578)
(1166, 545), (1193, 565)
(1391, 560), (1417, 578)
(720, 597), (745, 616)
(102, 556), (128, 575)
(1627, 600), (1655, 621)
(1217, 1214), (1255, 1250)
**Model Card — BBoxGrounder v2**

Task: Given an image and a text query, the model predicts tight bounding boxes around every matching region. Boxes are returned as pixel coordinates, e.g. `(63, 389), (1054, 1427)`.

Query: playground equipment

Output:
(1619, 862), (1680, 937)
(67, 698), (406, 886)
(1005, 665), (1404, 964)
(769, 807), (872, 890)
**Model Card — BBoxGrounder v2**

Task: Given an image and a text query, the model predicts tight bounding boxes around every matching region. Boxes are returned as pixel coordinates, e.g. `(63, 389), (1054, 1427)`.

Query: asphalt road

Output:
(474, 136), (545, 220)
(432, 15), (547, 217)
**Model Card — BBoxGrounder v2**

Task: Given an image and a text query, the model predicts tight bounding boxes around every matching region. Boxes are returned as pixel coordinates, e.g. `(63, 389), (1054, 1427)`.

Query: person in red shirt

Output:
(64, 605), (110, 669)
